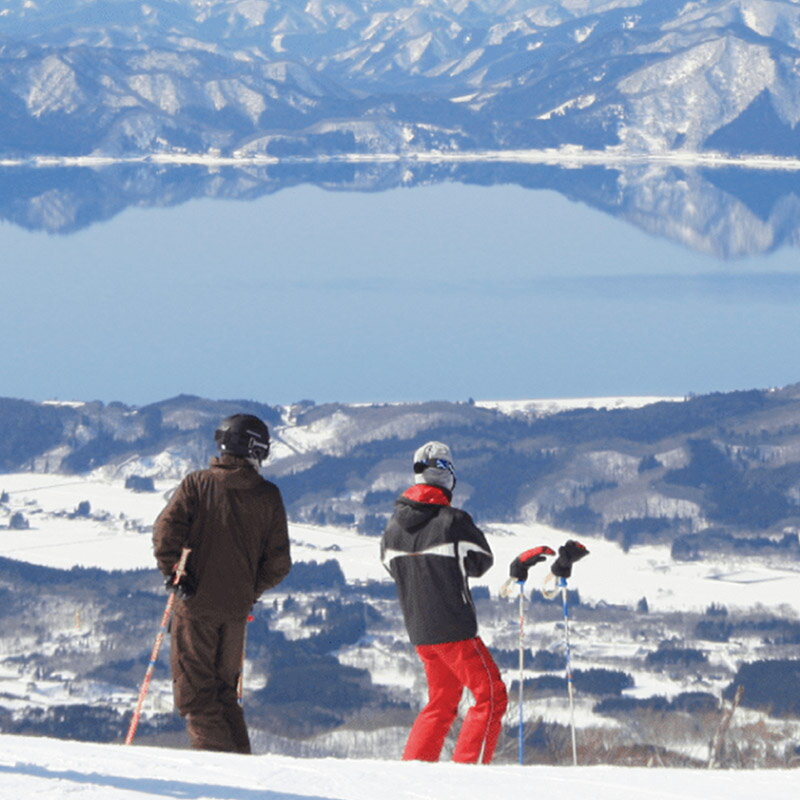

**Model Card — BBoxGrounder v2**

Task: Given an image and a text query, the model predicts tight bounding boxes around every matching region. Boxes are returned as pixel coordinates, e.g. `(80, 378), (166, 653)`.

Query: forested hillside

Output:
(4, 385), (800, 554)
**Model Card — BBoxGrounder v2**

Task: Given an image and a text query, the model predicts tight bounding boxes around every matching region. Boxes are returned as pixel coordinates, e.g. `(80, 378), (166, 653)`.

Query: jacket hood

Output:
(209, 454), (264, 489)
(394, 484), (451, 532)
(403, 484), (451, 505)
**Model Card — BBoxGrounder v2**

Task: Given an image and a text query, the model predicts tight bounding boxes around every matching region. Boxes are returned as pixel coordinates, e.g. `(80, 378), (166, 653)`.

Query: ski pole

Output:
(517, 579), (525, 765)
(543, 540), (589, 766)
(559, 576), (578, 767)
(708, 684), (744, 768)
(502, 545), (555, 765)
(237, 614), (254, 706)
(125, 546), (191, 745)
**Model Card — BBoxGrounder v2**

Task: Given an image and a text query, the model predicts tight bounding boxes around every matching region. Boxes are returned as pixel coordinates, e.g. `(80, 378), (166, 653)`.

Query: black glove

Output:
(164, 571), (197, 599)
(550, 540), (589, 578)
(509, 546), (555, 582)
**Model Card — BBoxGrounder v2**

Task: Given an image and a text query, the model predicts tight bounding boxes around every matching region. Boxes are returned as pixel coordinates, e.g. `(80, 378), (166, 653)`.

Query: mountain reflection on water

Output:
(2, 160), (800, 260)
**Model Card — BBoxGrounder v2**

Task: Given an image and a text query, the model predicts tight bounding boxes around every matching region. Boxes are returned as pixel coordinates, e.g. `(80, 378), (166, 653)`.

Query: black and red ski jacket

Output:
(380, 484), (494, 646)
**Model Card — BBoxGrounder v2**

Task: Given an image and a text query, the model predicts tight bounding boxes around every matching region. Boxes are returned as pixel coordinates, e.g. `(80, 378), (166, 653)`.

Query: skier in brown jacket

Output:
(153, 413), (291, 753)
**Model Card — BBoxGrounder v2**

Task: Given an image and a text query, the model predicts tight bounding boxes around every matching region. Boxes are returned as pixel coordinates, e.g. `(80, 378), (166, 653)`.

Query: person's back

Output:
(155, 454), (289, 618)
(382, 484), (491, 646)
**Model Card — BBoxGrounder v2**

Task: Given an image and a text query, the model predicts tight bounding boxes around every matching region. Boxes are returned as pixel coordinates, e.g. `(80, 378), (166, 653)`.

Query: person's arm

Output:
(379, 521), (395, 576)
(254, 486), (292, 598)
(380, 545), (394, 576)
(455, 511), (494, 578)
(152, 476), (195, 577)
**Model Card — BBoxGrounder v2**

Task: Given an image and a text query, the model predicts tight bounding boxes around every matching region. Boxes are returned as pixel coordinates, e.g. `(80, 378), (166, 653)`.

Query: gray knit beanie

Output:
(413, 441), (456, 492)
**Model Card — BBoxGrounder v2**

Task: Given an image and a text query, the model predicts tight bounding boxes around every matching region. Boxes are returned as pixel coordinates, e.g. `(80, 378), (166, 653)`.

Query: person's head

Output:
(412, 441), (456, 493)
(214, 414), (271, 468)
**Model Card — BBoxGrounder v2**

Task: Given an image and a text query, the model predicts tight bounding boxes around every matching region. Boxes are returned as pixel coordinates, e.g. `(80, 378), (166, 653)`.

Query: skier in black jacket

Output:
(381, 441), (507, 763)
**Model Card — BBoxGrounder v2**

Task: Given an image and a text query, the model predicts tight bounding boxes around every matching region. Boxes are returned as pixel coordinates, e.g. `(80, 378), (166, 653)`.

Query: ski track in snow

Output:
(0, 733), (798, 800)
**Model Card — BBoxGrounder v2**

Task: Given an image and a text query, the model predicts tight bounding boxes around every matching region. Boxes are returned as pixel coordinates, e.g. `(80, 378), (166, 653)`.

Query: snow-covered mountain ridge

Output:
(3, 384), (800, 555)
(3, 0), (800, 156)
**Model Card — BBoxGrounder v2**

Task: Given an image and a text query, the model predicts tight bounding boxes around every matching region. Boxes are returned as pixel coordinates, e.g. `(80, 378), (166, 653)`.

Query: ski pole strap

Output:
(541, 571), (560, 600)
(500, 576), (522, 598)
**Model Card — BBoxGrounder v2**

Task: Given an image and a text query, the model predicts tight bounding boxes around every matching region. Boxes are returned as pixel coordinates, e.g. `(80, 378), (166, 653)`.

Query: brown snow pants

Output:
(170, 609), (251, 753)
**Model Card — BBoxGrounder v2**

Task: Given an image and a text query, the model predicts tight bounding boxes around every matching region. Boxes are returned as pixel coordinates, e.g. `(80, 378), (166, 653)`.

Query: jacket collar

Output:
(211, 454), (255, 470)
(402, 484), (451, 506)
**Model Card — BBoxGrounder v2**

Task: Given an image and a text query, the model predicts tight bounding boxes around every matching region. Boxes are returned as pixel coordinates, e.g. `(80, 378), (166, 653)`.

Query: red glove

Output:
(509, 546), (555, 582)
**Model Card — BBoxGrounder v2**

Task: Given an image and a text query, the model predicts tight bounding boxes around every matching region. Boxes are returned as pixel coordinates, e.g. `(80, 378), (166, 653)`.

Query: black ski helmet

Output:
(214, 414), (271, 463)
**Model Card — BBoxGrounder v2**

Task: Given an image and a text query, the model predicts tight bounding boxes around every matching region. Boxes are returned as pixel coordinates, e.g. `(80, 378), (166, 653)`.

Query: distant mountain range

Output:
(3, 385), (800, 556)
(3, 0), (800, 157)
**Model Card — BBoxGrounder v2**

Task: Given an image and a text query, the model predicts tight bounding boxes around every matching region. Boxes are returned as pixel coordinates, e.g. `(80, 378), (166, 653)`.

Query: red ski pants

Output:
(403, 637), (508, 764)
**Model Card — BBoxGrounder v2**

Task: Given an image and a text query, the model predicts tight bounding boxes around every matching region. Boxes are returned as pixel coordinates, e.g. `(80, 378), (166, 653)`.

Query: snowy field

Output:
(1, 472), (799, 614)
(0, 733), (798, 800)
(482, 523), (800, 614)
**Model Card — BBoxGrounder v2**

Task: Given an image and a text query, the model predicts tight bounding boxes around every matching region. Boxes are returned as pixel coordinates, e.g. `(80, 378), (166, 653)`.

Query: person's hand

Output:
(164, 571), (197, 599)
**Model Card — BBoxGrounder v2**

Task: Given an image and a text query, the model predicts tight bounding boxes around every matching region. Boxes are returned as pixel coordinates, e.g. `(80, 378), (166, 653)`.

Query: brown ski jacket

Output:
(153, 454), (291, 618)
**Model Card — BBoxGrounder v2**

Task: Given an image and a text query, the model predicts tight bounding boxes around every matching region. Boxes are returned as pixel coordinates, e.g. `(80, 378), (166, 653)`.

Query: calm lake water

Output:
(1, 160), (799, 406)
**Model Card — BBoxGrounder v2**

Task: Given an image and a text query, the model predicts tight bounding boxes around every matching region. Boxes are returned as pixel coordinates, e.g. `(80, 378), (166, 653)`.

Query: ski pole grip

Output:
(172, 547), (191, 585)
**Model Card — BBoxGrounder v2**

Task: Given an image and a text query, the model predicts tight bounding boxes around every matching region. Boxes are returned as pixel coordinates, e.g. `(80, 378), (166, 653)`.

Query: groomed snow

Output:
(0, 733), (797, 800)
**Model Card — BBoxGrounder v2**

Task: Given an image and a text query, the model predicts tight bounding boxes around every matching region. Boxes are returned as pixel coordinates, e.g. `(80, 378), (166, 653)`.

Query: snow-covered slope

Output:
(0, 732), (798, 800)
